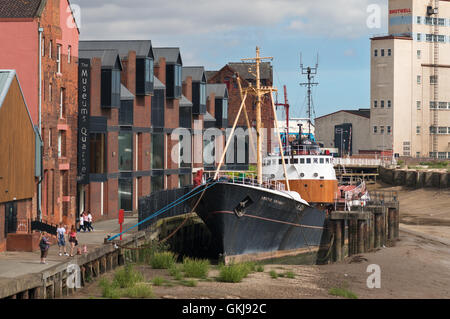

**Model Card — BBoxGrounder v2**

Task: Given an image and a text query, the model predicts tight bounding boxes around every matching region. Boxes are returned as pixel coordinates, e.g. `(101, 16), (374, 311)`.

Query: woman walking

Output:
(78, 212), (85, 232)
(86, 211), (94, 232)
(68, 225), (78, 257)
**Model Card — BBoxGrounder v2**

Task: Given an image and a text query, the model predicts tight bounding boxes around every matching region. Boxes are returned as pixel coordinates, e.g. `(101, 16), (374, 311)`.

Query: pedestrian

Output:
(68, 225), (78, 257)
(57, 223), (69, 256)
(39, 232), (50, 264)
(78, 212), (85, 232)
(83, 212), (90, 232)
(86, 211), (94, 232)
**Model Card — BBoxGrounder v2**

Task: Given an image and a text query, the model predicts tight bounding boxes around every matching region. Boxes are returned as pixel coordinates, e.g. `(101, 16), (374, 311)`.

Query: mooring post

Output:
(357, 220), (365, 254)
(369, 212), (375, 250)
(374, 213), (380, 248)
(334, 220), (342, 262)
(394, 206), (400, 239)
(388, 208), (394, 242)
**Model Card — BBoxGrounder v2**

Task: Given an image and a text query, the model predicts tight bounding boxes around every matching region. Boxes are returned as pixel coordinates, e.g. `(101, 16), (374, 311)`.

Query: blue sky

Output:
(75, 0), (389, 119)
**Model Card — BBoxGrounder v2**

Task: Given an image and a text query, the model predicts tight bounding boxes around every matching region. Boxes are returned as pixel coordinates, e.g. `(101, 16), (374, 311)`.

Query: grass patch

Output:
(151, 276), (166, 286)
(182, 257), (210, 278)
(150, 251), (177, 269)
(256, 265), (264, 272)
(217, 262), (254, 283)
(269, 270), (278, 279)
(123, 283), (154, 298)
(284, 271), (295, 279)
(168, 265), (184, 280)
(113, 264), (143, 288)
(329, 287), (358, 299)
(180, 279), (198, 287)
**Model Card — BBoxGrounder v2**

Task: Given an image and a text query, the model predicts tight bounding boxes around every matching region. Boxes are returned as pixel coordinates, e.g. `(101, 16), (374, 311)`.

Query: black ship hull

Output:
(190, 181), (327, 260)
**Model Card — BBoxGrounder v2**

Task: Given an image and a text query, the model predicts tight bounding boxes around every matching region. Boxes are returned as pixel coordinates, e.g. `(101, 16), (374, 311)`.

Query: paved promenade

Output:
(0, 216), (138, 280)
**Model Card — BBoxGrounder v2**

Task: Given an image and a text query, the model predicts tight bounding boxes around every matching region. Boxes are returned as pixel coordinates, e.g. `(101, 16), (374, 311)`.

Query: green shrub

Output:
(113, 264), (143, 288)
(269, 270), (278, 279)
(180, 279), (197, 287)
(182, 257), (210, 278)
(217, 263), (251, 283)
(256, 265), (264, 272)
(151, 276), (165, 286)
(285, 271), (295, 279)
(169, 265), (184, 280)
(124, 283), (154, 298)
(99, 279), (121, 299)
(150, 251), (177, 269)
(329, 287), (358, 299)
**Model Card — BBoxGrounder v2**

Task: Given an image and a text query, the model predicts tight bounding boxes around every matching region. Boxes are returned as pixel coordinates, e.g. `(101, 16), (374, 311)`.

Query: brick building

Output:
(0, 0), (80, 229)
(78, 40), (155, 220)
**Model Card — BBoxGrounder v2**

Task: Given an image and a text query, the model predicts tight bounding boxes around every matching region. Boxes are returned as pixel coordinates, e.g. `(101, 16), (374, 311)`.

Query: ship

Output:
(189, 48), (327, 263)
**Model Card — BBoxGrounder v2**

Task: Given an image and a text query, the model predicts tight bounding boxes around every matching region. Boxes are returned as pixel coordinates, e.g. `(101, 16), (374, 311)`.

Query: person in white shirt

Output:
(57, 223), (69, 256)
(86, 211), (94, 232)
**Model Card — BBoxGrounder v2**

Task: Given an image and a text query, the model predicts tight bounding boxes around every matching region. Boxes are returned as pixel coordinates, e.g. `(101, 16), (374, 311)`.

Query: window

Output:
(223, 98), (228, 121)
(373, 100), (378, 108)
(430, 101), (437, 109)
(416, 152), (421, 158)
(438, 18), (445, 26)
(119, 132), (133, 171)
(49, 83), (52, 102)
(426, 34), (433, 42)
(438, 127), (448, 134)
(417, 16), (421, 24)
(57, 44), (61, 74)
(59, 88), (65, 119)
(89, 133), (106, 174)
(417, 50), (421, 59)
(57, 131), (62, 158)
(430, 75), (438, 84)
(438, 152), (447, 159)
(306, 158), (311, 164)
(381, 100), (385, 108)
(430, 126), (437, 134)
(387, 100), (391, 108)
(381, 49), (385, 57)
(151, 175), (164, 192)
(300, 158), (305, 164)
(200, 82), (206, 106)
(387, 126), (391, 134)
(416, 126), (421, 134)
(417, 101), (421, 109)
(68, 45), (71, 64)
(417, 75), (421, 84)
(49, 40), (52, 58)
(439, 102), (447, 109)
(380, 126), (385, 134)
(438, 35), (445, 43)
(417, 33), (421, 41)
(48, 128), (52, 148)
(374, 49), (378, 57)
(41, 37), (45, 57)
(179, 174), (191, 187)
(152, 134), (164, 169)
(373, 126), (378, 134)
(119, 179), (133, 212)
(388, 49), (391, 56)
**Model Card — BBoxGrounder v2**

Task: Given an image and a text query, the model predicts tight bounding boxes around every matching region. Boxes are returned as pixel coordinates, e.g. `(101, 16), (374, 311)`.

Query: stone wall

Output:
(379, 167), (449, 188)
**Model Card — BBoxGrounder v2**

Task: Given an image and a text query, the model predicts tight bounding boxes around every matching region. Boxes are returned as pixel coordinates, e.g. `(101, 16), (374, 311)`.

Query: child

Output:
(39, 232), (50, 264)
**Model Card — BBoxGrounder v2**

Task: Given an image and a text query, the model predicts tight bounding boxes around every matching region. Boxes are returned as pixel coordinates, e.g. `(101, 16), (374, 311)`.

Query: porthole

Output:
(300, 173), (305, 178)
(313, 173), (319, 177)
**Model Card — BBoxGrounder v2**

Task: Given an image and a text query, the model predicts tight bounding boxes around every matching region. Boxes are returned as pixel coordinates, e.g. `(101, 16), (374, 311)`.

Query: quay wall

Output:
(379, 167), (449, 188)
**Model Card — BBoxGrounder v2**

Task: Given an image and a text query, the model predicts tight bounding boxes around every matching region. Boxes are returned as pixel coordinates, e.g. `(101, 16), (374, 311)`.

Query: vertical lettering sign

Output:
(77, 59), (91, 184)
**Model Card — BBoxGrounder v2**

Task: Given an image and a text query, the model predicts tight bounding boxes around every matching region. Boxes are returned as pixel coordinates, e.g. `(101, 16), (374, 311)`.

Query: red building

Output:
(0, 0), (79, 229)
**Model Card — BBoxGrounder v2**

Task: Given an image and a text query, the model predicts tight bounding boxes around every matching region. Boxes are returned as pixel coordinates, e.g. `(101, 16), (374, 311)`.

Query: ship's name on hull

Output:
(260, 196), (284, 207)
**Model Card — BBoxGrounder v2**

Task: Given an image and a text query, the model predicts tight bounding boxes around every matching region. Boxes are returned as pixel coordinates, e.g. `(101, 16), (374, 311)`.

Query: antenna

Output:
(299, 53), (319, 138)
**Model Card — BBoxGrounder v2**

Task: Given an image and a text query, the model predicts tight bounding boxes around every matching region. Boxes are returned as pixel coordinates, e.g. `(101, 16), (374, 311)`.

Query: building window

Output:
(381, 100), (385, 108)
(57, 44), (61, 74)
(381, 49), (385, 57)
(41, 37), (45, 57)
(439, 102), (447, 109)
(68, 45), (71, 64)
(416, 152), (421, 158)
(49, 83), (52, 102)
(119, 132), (133, 171)
(89, 133), (106, 174)
(373, 126), (377, 134)
(387, 100), (391, 108)
(417, 50), (421, 59)
(417, 33), (421, 41)
(373, 100), (377, 108)
(388, 49), (391, 56)
(417, 16), (421, 24)
(416, 126), (421, 134)
(380, 126), (385, 134)
(49, 40), (52, 59)
(430, 75), (438, 84)
(57, 131), (62, 158)
(151, 134), (164, 169)
(430, 126), (437, 134)
(430, 101), (437, 109)
(438, 152), (447, 159)
(417, 101), (421, 109)
(417, 75), (421, 84)
(374, 49), (378, 57)
(48, 128), (52, 148)
(387, 126), (391, 134)
(438, 127), (448, 134)
(118, 179), (133, 212)
(151, 175), (164, 192)
(59, 88), (65, 119)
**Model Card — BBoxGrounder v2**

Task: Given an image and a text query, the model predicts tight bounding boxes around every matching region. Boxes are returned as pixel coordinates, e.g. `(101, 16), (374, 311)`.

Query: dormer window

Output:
(167, 64), (182, 99)
(136, 57), (154, 95)
(101, 69), (121, 108)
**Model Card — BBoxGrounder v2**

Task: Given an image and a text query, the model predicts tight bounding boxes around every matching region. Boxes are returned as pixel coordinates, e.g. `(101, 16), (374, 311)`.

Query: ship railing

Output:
(205, 172), (286, 191)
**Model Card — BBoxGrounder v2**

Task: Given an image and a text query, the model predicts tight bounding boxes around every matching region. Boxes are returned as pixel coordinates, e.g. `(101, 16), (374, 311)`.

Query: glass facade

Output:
(119, 132), (133, 171)
(89, 133), (106, 174)
(151, 175), (164, 192)
(119, 179), (133, 212)
(152, 134), (164, 169)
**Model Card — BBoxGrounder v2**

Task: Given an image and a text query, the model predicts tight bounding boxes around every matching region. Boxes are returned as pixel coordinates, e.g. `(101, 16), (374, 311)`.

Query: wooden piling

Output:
(357, 220), (365, 254)
(334, 220), (342, 262)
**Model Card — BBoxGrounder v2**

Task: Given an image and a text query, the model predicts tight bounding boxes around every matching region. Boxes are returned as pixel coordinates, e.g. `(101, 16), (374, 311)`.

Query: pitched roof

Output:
(203, 111), (216, 122)
(180, 95), (193, 107)
(228, 62), (272, 81)
(79, 40), (154, 59)
(120, 84), (134, 101)
(206, 84), (228, 99)
(154, 76), (165, 90)
(0, 0), (45, 18)
(182, 66), (205, 82)
(153, 47), (182, 65)
(205, 71), (218, 81)
(79, 49), (123, 70)
(315, 108), (370, 121)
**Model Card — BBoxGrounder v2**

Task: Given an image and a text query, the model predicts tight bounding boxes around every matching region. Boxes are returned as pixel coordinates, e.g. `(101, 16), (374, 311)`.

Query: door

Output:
(4, 202), (17, 237)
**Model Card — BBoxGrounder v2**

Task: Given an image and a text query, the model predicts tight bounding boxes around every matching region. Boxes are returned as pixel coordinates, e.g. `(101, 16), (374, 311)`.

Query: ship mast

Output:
(300, 54), (319, 138)
(240, 47), (274, 185)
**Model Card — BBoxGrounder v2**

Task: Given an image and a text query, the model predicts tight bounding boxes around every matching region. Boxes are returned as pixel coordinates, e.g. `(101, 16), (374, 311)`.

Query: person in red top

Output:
(68, 226), (78, 257)
(193, 169), (204, 187)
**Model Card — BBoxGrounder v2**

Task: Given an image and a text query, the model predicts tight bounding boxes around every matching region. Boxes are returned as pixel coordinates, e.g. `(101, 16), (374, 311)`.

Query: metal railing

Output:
(333, 157), (396, 167)
(205, 171), (286, 191)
